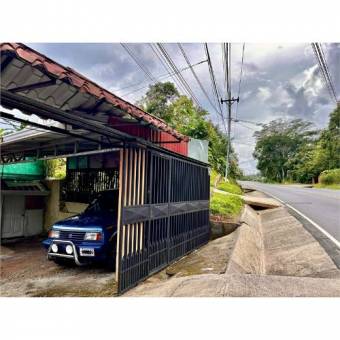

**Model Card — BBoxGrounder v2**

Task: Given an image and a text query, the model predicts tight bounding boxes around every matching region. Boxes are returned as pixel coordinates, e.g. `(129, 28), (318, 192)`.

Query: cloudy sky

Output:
(3, 43), (340, 174)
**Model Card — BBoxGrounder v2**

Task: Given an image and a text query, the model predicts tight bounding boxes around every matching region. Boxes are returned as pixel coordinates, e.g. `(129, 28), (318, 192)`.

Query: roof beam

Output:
(74, 97), (107, 115)
(0, 110), (113, 147)
(1, 90), (136, 142)
(0, 55), (13, 73)
(9, 79), (56, 93)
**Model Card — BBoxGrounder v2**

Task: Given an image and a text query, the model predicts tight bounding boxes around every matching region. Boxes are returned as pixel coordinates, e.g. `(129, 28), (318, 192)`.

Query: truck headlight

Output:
(49, 230), (60, 239)
(84, 232), (102, 241)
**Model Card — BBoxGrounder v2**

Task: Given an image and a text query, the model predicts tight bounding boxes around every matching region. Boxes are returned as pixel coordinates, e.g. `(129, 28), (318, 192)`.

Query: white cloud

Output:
(256, 86), (272, 101)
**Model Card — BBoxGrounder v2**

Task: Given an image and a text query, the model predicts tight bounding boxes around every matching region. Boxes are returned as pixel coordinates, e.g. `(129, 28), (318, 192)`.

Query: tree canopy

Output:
(137, 81), (242, 178)
(253, 107), (340, 183)
(253, 119), (318, 182)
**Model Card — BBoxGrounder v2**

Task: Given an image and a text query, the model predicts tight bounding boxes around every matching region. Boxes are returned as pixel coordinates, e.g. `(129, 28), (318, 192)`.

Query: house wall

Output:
(44, 180), (87, 230)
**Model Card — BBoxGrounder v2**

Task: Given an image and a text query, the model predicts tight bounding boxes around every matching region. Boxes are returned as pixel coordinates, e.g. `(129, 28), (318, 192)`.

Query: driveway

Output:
(0, 238), (117, 297)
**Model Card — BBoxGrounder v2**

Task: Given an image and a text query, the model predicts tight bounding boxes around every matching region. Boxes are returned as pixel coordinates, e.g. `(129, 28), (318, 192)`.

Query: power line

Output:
(156, 43), (202, 107)
(121, 43), (156, 82)
(204, 43), (224, 119)
(311, 43), (338, 105)
(231, 117), (262, 126)
(234, 120), (259, 131)
(317, 44), (338, 102)
(177, 43), (220, 115)
(120, 60), (207, 97)
(235, 43), (246, 119)
(148, 43), (188, 96)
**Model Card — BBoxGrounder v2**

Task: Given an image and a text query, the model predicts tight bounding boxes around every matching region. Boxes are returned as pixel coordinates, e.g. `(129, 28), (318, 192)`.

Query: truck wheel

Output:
(106, 246), (116, 271)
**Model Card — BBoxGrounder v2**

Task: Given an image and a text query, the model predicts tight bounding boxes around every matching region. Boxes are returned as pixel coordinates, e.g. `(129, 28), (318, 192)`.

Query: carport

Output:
(0, 43), (210, 293)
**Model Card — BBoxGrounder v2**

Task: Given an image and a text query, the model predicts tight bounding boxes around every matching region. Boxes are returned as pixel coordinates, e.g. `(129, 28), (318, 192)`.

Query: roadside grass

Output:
(313, 183), (340, 190)
(319, 169), (340, 186)
(217, 181), (243, 195)
(210, 192), (243, 217)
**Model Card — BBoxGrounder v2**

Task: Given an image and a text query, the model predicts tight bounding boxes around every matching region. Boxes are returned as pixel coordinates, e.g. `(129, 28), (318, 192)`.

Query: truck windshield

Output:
(85, 191), (118, 214)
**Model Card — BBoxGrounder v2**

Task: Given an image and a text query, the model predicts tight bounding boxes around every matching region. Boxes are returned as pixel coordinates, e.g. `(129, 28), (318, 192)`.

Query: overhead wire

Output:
(234, 121), (259, 131)
(121, 43), (156, 82)
(311, 43), (338, 105)
(203, 43), (224, 115)
(156, 43), (202, 107)
(177, 43), (221, 115)
(148, 43), (188, 96)
(120, 60), (207, 97)
(235, 43), (246, 119)
(317, 44), (338, 102)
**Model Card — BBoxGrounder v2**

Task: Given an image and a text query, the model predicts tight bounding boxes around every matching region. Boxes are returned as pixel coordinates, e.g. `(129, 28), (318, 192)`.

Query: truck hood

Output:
(53, 213), (115, 229)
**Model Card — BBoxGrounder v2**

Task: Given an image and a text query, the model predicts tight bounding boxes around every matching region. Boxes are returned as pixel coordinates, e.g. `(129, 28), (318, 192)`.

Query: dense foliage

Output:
(319, 169), (340, 185)
(253, 106), (340, 183)
(138, 82), (242, 178)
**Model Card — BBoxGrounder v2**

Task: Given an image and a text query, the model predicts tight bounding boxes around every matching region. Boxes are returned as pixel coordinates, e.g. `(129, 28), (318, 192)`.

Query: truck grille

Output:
(59, 230), (86, 241)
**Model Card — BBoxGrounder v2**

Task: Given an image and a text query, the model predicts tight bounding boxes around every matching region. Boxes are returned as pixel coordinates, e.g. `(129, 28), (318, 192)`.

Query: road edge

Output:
(243, 188), (340, 269)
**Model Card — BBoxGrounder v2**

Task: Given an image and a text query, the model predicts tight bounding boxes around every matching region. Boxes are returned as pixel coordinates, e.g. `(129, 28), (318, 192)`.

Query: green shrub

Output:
(319, 169), (340, 185)
(217, 181), (243, 195)
(210, 169), (219, 187)
(210, 193), (243, 216)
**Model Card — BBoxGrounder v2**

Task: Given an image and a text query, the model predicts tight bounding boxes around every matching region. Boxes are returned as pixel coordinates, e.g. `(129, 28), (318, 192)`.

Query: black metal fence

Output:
(61, 168), (119, 203)
(117, 146), (210, 294)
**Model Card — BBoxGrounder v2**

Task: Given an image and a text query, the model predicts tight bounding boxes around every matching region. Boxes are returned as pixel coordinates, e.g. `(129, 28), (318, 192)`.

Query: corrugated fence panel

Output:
(117, 146), (209, 294)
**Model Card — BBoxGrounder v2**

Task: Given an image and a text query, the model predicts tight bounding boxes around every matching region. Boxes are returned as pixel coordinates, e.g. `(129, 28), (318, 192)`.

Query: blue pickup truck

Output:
(42, 190), (119, 270)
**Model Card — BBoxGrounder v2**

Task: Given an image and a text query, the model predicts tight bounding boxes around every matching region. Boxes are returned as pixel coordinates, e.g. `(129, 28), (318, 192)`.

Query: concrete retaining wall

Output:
(226, 205), (265, 275)
(225, 202), (340, 279)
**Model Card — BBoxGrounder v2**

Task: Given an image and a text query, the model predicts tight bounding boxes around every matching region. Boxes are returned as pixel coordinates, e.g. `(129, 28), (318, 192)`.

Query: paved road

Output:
(239, 181), (340, 243)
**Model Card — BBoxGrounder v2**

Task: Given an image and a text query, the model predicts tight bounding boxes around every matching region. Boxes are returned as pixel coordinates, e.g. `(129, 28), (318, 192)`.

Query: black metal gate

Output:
(116, 146), (210, 294)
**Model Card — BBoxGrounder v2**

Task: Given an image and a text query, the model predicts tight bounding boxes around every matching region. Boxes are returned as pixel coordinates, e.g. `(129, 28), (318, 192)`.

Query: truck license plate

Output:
(80, 248), (95, 257)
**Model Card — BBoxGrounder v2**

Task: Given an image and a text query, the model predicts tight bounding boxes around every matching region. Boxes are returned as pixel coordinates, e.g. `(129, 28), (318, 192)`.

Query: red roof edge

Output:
(0, 43), (189, 142)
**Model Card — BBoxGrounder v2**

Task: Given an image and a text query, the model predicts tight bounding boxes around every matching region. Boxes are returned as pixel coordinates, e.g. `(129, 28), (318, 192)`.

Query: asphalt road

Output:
(239, 181), (340, 244)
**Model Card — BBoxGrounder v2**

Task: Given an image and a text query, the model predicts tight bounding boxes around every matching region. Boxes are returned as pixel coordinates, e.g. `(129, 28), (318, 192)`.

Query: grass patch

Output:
(217, 181), (243, 195)
(210, 193), (243, 217)
(313, 183), (340, 190)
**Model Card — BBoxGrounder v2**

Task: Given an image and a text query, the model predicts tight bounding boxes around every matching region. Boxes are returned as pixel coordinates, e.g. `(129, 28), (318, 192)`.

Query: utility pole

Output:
(221, 96), (239, 180)
(221, 43), (239, 180)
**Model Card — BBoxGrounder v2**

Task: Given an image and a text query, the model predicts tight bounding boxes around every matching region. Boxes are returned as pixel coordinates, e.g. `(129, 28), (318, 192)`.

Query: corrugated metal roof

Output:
(0, 43), (188, 142)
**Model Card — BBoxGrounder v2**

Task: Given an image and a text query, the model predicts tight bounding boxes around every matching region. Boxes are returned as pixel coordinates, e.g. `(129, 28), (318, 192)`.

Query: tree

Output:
(316, 106), (340, 170)
(137, 82), (179, 119)
(253, 119), (318, 182)
(137, 82), (242, 178)
(166, 96), (209, 138)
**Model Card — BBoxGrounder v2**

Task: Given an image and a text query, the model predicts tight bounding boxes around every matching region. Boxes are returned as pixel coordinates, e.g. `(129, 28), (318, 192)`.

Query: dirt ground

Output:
(0, 238), (117, 297)
(1, 229), (238, 297)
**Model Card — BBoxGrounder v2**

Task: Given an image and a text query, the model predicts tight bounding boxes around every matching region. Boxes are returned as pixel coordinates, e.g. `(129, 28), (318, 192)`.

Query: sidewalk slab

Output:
(125, 273), (340, 297)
